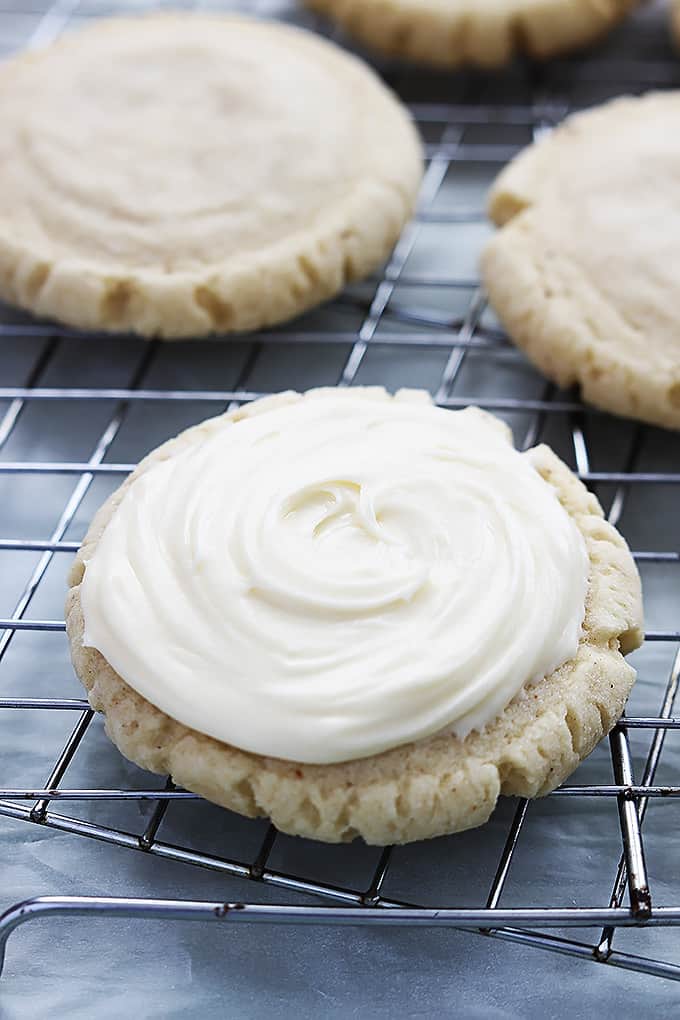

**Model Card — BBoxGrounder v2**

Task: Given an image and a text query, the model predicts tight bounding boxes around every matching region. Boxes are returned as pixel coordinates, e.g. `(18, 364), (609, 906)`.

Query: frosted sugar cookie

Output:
(66, 388), (642, 844)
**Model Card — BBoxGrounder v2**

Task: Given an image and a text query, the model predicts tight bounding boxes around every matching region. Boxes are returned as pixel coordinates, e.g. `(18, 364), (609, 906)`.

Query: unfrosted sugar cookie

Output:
(305, 0), (637, 68)
(66, 388), (642, 845)
(482, 93), (680, 430)
(0, 15), (422, 337)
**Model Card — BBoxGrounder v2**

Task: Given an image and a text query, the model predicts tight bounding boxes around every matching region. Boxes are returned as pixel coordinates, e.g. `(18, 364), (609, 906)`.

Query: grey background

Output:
(0, 1), (679, 1017)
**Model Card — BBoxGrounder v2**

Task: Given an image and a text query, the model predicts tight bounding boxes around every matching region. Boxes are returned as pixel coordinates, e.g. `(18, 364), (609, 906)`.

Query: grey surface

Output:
(1, 1), (679, 1017)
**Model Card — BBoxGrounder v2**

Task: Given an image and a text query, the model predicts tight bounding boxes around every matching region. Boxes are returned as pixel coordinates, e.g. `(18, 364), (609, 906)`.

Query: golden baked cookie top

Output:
(0, 14), (422, 337)
(482, 92), (680, 431)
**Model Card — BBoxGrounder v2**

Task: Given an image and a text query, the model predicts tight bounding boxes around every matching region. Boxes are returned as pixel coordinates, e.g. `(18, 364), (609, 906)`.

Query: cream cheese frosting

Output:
(80, 389), (590, 764)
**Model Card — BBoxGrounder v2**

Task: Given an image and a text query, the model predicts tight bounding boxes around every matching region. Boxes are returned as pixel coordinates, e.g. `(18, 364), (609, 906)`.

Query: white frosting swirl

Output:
(80, 390), (589, 764)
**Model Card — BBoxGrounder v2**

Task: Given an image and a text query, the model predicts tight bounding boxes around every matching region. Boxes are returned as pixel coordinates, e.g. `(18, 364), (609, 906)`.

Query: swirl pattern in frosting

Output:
(80, 389), (590, 764)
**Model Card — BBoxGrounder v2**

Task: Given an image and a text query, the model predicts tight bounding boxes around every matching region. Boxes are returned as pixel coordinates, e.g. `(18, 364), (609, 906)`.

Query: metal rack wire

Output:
(0, 0), (679, 988)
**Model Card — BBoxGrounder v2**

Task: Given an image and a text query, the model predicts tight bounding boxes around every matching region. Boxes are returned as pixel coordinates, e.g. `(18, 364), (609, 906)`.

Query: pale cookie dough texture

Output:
(482, 92), (680, 430)
(305, 0), (637, 68)
(66, 389), (643, 846)
(0, 15), (422, 338)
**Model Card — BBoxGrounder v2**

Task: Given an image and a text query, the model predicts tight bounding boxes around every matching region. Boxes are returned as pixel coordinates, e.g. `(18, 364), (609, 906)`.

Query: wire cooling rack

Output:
(0, 0), (679, 994)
